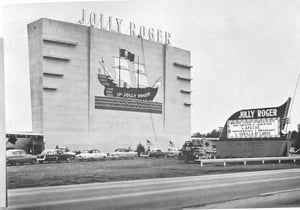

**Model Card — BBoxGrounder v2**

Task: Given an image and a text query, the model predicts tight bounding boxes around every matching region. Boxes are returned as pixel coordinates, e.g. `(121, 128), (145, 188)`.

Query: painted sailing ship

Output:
(97, 49), (161, 101)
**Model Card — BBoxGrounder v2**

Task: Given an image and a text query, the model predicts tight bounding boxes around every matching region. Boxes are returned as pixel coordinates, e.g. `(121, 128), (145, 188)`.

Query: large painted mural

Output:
(94, 48), (163, 114)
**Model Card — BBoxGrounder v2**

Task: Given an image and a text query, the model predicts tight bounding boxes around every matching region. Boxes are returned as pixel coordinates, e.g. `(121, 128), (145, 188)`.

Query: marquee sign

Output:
(220, 98), (291, 140)
(78, 9), (171, 45)
(227, 118), (280, 139)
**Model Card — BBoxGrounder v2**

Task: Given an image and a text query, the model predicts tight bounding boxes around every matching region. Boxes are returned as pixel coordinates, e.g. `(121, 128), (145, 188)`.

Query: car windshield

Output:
(11, 150), (26, 155)
(193, 147), (203, 152)
(115, 149), (125, 152)
(41, 150), (60, 155)
(152, 149), (161, 152)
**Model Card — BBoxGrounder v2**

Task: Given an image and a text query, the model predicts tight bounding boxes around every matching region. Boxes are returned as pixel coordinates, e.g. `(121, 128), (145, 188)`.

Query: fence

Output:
(198, 156), (300, 167)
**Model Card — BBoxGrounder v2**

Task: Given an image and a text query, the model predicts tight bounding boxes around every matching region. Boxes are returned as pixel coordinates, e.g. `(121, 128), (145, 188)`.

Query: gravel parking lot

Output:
(7, 158), (300, 189)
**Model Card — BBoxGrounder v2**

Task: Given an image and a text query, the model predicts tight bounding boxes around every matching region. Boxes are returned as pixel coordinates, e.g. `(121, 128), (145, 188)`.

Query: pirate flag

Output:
(119, 49), (135, 62)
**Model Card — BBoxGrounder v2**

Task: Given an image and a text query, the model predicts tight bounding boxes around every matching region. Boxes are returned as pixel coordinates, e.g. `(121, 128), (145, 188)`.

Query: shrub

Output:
(136, 143), (145, 156)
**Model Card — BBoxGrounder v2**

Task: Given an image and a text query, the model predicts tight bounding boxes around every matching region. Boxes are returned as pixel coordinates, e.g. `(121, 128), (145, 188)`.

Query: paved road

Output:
(8, 168), (300, 210)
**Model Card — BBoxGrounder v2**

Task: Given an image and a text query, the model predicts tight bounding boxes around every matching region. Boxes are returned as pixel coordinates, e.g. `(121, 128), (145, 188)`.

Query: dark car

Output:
(181, 140), (210, 162)
(37, 149), (75, 163)
(6, 149), (37, 166)
(148, 148), (167, 158)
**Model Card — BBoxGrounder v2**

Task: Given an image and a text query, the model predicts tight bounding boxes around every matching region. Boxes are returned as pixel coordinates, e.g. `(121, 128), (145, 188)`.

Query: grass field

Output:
(7, 158), (300, 189)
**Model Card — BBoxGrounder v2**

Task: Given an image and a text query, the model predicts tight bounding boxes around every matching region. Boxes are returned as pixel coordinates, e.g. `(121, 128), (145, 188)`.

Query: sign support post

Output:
(0, 38), (7, 208)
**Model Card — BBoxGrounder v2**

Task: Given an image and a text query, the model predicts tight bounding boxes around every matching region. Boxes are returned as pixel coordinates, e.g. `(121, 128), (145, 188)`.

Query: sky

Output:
(1, 0), (300, 134)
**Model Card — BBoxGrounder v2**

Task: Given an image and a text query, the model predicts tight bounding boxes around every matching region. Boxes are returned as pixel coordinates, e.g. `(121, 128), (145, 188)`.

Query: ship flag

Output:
(120, 49), (135, 62)
(146, 139), (152, 146)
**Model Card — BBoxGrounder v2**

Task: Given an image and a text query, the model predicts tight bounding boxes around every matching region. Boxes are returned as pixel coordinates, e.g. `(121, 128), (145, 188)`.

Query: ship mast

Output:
(137, 56), (140, 89)
(118, 48), (121, 87)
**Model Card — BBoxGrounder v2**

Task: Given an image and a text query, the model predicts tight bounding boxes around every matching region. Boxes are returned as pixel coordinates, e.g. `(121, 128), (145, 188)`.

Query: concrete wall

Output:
(0, 38), (7, 208)
(216, 140), (287, 158)
(164, 46), (191, 144)
(28, 18), (191, 152)
(28, 21), (44, 133)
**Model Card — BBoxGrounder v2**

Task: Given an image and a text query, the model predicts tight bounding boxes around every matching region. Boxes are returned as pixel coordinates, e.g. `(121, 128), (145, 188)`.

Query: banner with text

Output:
(227, 118), (280, 139)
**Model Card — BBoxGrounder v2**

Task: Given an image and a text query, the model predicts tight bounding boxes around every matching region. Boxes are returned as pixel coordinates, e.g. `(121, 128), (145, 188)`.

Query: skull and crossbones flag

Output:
(119, 49), (135, 62)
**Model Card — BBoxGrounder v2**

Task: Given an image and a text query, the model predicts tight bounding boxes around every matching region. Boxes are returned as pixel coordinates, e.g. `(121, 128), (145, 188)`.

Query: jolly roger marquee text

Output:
(78, 9), (171, 45)
(238, 109), (278, 119)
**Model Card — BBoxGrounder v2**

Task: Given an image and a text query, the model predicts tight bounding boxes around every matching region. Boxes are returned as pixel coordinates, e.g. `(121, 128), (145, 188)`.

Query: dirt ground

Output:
(6, 158), (300, 189)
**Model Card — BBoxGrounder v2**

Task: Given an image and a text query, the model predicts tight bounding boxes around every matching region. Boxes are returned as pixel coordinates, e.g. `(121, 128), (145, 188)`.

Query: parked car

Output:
(140, 152), (150, 158)
(37, 149), (75, 163)
(6, 149), (37, 166)
(166, 147), (180, 158)
(289, 147), (300, 155)
(180, 140), (210, 163)
(107, 148), (137, 159)
(148, 148), (167, 158)
(56, 147), (76, 159)
(76, 149), (107, 161)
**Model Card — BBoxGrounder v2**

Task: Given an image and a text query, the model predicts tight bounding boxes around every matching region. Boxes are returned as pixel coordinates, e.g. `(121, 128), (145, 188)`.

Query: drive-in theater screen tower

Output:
(28, 10), (192, 152)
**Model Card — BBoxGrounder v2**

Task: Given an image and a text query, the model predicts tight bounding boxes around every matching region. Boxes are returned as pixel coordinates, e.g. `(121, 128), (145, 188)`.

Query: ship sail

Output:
(134, 63), (149, 87)
(135, 74), (148, 87)
(97, 46), (160, 101)
(113, 57), (131, 87)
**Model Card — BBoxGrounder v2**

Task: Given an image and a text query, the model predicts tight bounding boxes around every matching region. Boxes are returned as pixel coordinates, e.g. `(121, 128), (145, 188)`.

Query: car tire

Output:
(31, 160), (36, 164)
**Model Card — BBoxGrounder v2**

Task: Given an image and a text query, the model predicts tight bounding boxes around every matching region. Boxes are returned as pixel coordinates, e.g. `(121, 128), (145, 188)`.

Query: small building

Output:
(6, 132), (44, 155)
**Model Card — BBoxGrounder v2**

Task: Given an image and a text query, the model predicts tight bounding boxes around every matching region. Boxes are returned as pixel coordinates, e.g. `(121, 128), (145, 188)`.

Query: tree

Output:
(206, 129), (221, 138)
(192, 129), (222, 138)
(136, 143), (145, 156)
(7, 136), (17, 144)
(191, 132), (205, 137)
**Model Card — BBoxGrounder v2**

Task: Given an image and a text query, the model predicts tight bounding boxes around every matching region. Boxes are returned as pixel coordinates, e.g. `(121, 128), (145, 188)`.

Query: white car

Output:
(166, 147), (180, 158)
(76, 149), (107, 161)
(6, 149), (37, 165)
(107, 148), (138, 159)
